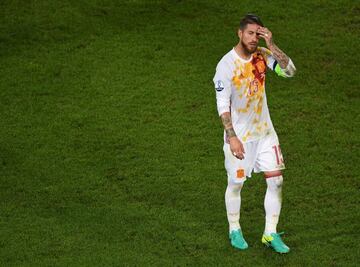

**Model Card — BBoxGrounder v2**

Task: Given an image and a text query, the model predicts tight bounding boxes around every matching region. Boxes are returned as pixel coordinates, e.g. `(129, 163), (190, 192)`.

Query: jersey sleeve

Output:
(260, 47), (296, 78)
(213, 60), (232, 116)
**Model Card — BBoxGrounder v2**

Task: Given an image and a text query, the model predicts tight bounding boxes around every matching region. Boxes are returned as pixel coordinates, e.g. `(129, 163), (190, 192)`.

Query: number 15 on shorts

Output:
(272, 145), (284, 165)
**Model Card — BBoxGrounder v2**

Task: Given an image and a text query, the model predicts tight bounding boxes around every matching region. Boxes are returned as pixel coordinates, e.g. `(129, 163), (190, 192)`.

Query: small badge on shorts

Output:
(215, 80), (224, 92)
(237, 169), (245, 178)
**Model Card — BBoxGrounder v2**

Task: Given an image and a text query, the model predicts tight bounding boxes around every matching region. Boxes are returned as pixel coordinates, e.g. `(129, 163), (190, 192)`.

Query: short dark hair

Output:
(239, 14), (264, 30)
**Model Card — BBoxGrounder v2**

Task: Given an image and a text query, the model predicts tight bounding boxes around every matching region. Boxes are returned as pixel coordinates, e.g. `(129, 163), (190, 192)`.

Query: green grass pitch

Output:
(0, 0), (359, 266)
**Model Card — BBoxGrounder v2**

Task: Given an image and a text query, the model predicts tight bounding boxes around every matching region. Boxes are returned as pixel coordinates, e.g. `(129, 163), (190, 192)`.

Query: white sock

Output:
(264, 175), (283, 235)
(225, 181), (244, 233)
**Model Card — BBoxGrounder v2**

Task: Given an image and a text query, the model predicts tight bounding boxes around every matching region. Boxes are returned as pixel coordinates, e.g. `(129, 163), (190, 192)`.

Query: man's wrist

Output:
(225, 128), (237, 138)
(267, 42), (276, 52)
(228, 135), (239, 142)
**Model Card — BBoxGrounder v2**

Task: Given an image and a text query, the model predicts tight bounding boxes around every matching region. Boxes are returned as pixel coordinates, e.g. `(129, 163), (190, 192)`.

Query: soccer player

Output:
(213, 14), (296, 253)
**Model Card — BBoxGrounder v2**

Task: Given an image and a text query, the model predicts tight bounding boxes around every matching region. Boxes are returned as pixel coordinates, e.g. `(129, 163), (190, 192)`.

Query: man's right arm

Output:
(220, 112), (245, 160)
(214, 61), (245, 160)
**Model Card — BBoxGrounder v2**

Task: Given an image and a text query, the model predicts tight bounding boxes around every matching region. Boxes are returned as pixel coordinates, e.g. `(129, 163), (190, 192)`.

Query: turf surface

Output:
(0, 0), (359, 266)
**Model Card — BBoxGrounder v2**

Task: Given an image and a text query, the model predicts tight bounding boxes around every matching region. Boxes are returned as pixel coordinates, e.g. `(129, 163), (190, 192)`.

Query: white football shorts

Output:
(223, 131), (285, 184)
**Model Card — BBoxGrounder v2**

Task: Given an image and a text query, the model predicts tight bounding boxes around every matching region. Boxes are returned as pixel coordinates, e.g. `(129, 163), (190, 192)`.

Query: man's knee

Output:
(227, 180), (244, 193)
(265, 175), (283, 189)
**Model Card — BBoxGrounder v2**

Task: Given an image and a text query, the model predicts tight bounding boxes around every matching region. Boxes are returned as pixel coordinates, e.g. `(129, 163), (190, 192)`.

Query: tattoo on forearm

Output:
(221, 116), (231, 127)
(269, 42), (289, 69)
(225, 128), (236, 138)
(221, 113), (237, 138)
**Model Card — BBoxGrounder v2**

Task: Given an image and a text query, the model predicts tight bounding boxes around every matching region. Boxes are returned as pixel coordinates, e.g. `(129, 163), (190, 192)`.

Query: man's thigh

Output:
(223, 141), (258, 183)
(254, 132), (285, 174)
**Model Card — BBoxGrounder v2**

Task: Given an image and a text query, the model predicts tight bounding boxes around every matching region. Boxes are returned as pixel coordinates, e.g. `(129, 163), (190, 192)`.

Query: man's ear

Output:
(237, 29), (242, 40)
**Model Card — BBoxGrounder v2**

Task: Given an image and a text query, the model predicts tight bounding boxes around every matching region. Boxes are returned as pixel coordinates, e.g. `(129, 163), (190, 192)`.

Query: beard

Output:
(241, 40), (257, 54)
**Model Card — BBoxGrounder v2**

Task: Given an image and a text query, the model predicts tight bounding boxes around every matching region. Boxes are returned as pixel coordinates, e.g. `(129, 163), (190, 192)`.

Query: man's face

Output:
(238, 23), (261, 54)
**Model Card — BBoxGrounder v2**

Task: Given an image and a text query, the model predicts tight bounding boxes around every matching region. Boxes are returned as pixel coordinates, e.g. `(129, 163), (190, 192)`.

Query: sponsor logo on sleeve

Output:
(215, 80), (225, 92)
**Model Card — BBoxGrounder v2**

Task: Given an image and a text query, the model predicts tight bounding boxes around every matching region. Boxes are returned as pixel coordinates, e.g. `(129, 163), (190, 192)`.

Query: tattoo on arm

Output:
(221, 113), (237, 138)
(221, 115), (231, 127)
(225, 128), (236, 138)
(269, 41), (290, 69)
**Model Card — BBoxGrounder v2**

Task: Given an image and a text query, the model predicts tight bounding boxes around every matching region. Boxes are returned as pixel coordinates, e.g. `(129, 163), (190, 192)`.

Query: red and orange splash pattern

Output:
(231, 48), (270, 142)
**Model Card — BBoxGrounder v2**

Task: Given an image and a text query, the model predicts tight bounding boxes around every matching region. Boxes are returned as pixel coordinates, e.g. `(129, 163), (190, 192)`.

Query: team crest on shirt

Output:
(215, 80), (224, 92)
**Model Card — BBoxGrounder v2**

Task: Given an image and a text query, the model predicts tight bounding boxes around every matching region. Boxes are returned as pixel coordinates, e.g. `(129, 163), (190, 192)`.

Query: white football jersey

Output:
(213, 47), (278, 143)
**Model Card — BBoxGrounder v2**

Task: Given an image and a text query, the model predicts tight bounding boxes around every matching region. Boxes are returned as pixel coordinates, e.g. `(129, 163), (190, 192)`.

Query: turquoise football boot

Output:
(229, 229), (248, 250)
(262, 232), (290, 253)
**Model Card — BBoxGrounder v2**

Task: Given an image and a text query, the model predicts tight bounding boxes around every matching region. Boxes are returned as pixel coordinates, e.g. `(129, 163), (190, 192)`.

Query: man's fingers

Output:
(235, 150), (245, 159)
(258, 32), (269, 38)
(257, 32), (267, 39)
(232, 150), (244, 160)
(258, 27), (270, 33)
(240, 144), (245, 154)
(230, 140), (245, 159)
(257, 27), (271, 38)
(237, 153), (244, 160)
